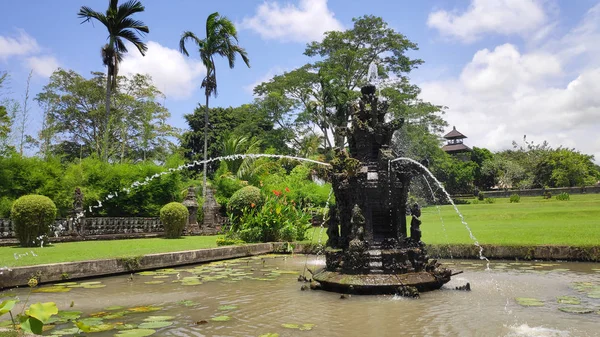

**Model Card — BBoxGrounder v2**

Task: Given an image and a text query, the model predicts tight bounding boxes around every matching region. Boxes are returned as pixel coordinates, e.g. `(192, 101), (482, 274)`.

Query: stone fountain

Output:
(312, 84), (452, 295)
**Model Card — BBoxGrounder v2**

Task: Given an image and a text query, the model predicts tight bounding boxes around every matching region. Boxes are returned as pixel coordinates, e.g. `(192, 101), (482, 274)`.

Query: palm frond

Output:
(117, 17), (149, 34)
(118, 29), (147, 55)
(78, 6), (109, 27)
(116, 0), (146, 21)
(179, 31), (203, 57)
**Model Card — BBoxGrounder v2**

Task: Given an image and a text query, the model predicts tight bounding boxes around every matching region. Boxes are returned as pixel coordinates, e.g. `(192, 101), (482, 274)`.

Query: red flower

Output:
(250, 203), (256, 208)
(272, 190), (281, 197)
(285, 187), (290, 193)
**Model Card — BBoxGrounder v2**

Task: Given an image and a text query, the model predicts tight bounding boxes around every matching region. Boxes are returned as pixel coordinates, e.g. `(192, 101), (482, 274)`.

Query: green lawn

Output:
(1, 236), (221, 268)
(306, 194), (600, 247)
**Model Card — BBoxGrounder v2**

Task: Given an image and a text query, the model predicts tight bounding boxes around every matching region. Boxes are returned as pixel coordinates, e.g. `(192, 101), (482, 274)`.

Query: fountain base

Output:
(312, 269), (452, 295)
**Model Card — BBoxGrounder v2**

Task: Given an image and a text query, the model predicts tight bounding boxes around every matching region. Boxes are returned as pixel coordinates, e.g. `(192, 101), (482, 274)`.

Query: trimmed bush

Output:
(543, 191), (552, 199)
(478, 192), (485, 201)
(556, 192), (570, 201)
(11, 195), (57, 247)
(227, 186), (263, 216)
(160, 202), (189, 239)
(509, 194), (521, 203)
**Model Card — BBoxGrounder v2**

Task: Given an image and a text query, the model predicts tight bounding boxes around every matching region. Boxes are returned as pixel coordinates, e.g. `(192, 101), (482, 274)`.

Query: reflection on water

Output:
(2, 256), (599, 337)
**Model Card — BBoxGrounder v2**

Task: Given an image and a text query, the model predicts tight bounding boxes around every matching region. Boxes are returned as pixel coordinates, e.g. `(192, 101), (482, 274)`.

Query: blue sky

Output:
(1, 0), (600, 161)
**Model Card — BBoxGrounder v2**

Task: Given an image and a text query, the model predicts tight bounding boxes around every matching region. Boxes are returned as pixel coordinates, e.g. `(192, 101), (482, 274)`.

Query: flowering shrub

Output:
(227, 188), (311, 243)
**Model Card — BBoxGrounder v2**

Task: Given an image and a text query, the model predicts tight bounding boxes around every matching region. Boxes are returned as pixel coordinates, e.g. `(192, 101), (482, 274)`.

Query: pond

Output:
(1, 255), (599, 337)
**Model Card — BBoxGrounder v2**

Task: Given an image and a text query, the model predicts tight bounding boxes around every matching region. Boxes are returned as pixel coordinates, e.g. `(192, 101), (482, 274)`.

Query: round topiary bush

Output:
(11, 195), (57, 247)
(227, 186), (263, 216)
(160, 202), (189, 239)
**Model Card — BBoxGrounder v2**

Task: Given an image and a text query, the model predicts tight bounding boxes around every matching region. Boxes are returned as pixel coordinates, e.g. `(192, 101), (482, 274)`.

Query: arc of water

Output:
(420, 175), (453, 259)
(390, 157), (489, 268)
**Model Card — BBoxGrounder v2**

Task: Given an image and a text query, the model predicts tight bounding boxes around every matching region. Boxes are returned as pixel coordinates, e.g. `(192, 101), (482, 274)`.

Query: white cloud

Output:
(25, 55), (60, 77)
(0, 30), (40, 60)
(427, 0), (548, 43)
(119, 41), (205, 100)
(241, 0), (343, 43)
(420, 5), (600, 162)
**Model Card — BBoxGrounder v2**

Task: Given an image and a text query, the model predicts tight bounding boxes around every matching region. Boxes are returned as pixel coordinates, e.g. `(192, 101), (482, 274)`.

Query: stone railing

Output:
(0, 217), (164, 238)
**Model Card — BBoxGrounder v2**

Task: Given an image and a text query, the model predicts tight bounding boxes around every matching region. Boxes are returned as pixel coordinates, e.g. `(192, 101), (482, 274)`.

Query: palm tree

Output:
(179, 12), (250, 198)
(78, 0), (149, 161)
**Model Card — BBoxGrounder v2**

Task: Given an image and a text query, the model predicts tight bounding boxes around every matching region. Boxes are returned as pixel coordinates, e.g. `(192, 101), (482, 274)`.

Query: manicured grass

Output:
(305, 194), (600, 247)
(1, 235), (221, 268)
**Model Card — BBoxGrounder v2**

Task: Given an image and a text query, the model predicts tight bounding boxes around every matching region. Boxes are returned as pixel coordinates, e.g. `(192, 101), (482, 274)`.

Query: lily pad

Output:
(144, 281), (164, 285)
(78, 317), (104, 326)
(587, 292), (600, 299)
(51, 327), (81, 335)
(88, 323), (115, 332)
(26, 302), (58, 323)
(137, 271), (159, 276)
(218, 305), (238, 310)
(33, 286), (71, 293)
(80, 281), (102, 285)
(558, 306), (594, 314)
(143, 316), (174, 321)
(128, 306), (162, 313)
(103, 311), (130, 320)
(515, 297), (545, 307)
(211, 315), (231, 322)
(259, 334), (279, 337)
(152, 276), (170, 279)
(0, 320), (13, 327)
(57, 310), (82, 320)
(281, 323), (315, 330)
(557, 296), (580, 305)
(82, 284), (106, 289)
(138, 321), (172, 329)
(181, 279), (202, 286)
(55, 282), (78, 286)
(114, 328), (156, 337)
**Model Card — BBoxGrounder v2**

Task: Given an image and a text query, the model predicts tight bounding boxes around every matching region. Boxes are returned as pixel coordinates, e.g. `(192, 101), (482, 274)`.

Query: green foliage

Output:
(478, 192), (485, 201)
(216, 237), (245, 246)
(509, 194), (521, 203)
(260, 165), (332, 207)
(36, 69), (175, 163)
(432, 154), (476, 195)
(0, 196), (14, 218)
(11, 195), (57, 247)
(544, 191), (552, 199)
(227, 186), (263, 216)
(159, 202), (189, 239)
(556, 192), (570, 201)
(227, 188), (311, 243)
(1, 299), (58, 335)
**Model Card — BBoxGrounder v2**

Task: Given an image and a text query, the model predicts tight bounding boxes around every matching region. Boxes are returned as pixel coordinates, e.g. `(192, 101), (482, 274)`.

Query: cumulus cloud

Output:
(25, 55), (60, 77)
(427, 0), (548, 43)
(420, 5), (600, 162)
(0, 30), (40, 60)
(241, 0), (343, 42)
(119, 41), (205, 100)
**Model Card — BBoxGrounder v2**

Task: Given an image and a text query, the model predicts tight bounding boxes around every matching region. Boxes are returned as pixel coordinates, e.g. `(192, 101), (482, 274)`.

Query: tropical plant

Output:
(509, 194), (521, 203)
(179, 12), (250, 198)
(78, 0), (149, 161)
(227, 188), (311, 243)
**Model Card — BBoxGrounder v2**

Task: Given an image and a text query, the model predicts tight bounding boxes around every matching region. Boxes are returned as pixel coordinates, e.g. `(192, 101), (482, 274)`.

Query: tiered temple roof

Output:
(441, 126), (472, 154)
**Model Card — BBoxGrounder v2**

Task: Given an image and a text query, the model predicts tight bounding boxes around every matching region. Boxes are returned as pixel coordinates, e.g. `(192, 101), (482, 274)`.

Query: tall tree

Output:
(78, 0), (149, 161)
(36, 69), (174, 163)
(179, 12), (250, 198)
(255, 15), (424, 149)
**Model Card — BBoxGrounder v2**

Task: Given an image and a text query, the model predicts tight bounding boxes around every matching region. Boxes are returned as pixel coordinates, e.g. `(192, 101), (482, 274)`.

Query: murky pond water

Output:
(2, 256), (600, 337)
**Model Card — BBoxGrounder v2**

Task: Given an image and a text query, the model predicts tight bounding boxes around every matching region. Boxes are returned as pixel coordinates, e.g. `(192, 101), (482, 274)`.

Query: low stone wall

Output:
(0, 217), (164, 238)
(478, 185), (600, 199)
(1, 243), (273, 289)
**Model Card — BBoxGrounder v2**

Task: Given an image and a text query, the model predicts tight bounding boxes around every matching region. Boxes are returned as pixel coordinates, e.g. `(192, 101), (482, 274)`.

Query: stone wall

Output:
(477, 185), (600, 199)
(0, 217), (164, 238)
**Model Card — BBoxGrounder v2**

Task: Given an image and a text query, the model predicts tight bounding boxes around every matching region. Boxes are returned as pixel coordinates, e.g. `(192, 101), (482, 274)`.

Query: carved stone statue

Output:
(73, 188), (84, 214)
(182, 186), (199, 227)
(410, 203), (422, 243)
(350, 204), (365, 242)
